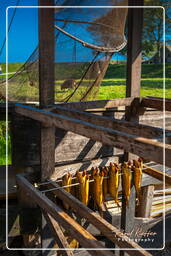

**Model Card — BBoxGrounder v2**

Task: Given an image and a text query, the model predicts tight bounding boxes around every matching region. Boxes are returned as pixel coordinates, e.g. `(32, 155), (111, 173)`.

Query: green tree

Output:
(143, 0), (171, 61)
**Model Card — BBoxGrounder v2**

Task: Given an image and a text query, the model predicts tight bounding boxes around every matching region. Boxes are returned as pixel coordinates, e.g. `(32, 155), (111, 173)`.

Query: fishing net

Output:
(0, 0), (128, 102)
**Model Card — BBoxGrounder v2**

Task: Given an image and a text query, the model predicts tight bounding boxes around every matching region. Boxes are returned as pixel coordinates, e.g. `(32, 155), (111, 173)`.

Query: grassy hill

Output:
(105, 63), (171, 79)
(1, 62), (23, 74)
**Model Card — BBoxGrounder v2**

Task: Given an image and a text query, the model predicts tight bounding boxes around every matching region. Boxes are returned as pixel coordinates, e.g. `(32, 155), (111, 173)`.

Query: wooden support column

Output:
(39, 0), (55, 179)
(39, 0), (55, 254)
(11, 112), (41, 248)
(121, 1), (144, 255)
(126, 1), (143, 99)
(39, 0), (54, 108)
(136, 185), (154, 218)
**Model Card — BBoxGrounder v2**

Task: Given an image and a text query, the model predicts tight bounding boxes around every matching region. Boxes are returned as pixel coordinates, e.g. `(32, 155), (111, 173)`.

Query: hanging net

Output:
(0, 0), (128, 103)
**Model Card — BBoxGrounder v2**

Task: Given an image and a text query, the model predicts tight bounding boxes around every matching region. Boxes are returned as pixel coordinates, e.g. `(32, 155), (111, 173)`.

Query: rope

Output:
(0, 16), (68, 86)
(63, 52), (99, 102)
(54, 24), (127, 53)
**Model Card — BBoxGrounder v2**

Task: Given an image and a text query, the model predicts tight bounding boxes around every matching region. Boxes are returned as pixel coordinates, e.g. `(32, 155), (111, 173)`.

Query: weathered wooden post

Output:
(38, 0), (55, 254)
(120, 1), (144, 255)
(136, 185), (155, 218)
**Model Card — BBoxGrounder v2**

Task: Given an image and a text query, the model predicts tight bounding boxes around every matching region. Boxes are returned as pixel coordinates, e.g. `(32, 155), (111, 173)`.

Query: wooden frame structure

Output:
(1, 0), (171, 255)
(13, 95), (171, 255)
(15, 101), (171, 168)
(16, 173), (156, 256)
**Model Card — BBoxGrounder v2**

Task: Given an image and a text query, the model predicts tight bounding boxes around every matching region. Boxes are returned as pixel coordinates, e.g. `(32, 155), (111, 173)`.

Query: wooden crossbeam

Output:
(16, 174), (113, 256)
(42, 211), (74, 256)
(58, 97), (135, 110)
(141, 97), (171, 111)
(143, 165), (171, 186)
(52, 105), (165, 139)
(46, 181), (152, 256)
(15, 104), (171, 167)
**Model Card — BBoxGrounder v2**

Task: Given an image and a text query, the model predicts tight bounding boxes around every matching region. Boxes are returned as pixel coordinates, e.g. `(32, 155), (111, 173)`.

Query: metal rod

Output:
(40, 173), (127, 193)
(41, 176), (109, 193)
(41, 182), (80, 193)
(37, 176), (78, 186)
(37, 164), (159, 187)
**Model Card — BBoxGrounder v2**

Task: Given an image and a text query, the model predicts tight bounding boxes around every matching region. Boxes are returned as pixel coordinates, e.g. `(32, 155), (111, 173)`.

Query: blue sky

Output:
(0, 0), (126, 63)
(1, 1), (170, 64)
(0, 0), (38, 63)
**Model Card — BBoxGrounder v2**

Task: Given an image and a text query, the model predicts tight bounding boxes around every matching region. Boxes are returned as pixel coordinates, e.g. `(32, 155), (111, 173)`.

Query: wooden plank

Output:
(53, 155), (121, 180)
(142, 97), (171, 111)
(58, 97), (135, 110)
(143, 165), (171, 185)
(3, 97), (171, 115)
(38, 1), (55, 253)
(53, 105), (165, 139)
(136, 185), (154, 218)
(0, 99), (130, 120)
(16, 174), (114, 256)
(122, 2), (144, 255)
(15, 104), (171, 168)
(39, 0), (54, 107)
(126, 2), (143, 98)
(41, 126), (55, 181)
(42, 211), (74, 256)
(46, 181), (152, 256)
(39, 0), (55, 180)
(54, 130), (115, 164)
(120, 183), (136, 240)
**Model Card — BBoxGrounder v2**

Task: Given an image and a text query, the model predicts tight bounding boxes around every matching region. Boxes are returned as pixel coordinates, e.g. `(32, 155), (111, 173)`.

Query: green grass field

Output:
(99, 78), (171, 99)
(0, 121), (11, 165)
(5, 77), (170, 102)
(2, 62), (170, 101)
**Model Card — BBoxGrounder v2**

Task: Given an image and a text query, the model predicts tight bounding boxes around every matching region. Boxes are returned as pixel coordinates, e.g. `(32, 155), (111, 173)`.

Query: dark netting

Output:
(0, 48), (39, 102)
(0, 0), (128, 102)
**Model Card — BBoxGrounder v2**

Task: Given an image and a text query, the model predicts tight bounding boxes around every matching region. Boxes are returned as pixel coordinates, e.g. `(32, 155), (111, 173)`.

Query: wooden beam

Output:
(52, 105), (165, 139)
(136, 185), (154, 218)
(39, 0), (54, 107)
(39, 0), (55, 180)
(46, 182), (152, 256)
(4, 96), (171, 113)
(39, 1), (55, 253)
(58, 97), (135, 110)
(53, 155), (121, 180)
(42, 211), (74, 256)
(15, 104), (171, 167)
(143, 165), (171, 186)
(120, 182), (136, 245)
(141, 97), (171, 111)
(122, 2), (144, 254)
(16, 174), (114, 256)
(40, 126), (55, 181)
(126, 2), (143, 97)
